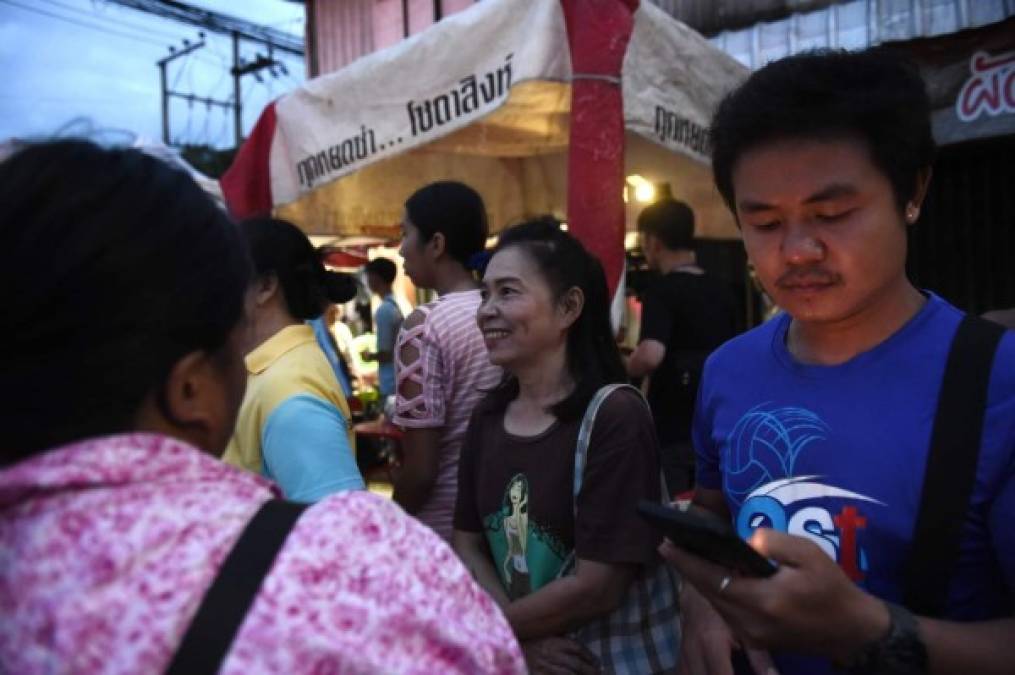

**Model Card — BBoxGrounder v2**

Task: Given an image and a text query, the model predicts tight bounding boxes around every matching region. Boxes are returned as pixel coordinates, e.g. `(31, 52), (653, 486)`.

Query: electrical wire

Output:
(35, 0), (190, 45)
(170, 52), (190, 90)
(213, 103), (230, 147)
(180, 95), (193, 146)
(99, 0), (304, 56)
(4, 0), (300, 148)
(199, 99), (211, 146)
(0, 0), (167, 48)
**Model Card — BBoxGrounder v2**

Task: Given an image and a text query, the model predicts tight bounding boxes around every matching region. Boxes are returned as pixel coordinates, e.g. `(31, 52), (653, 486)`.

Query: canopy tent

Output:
(222, 0), (748, 315)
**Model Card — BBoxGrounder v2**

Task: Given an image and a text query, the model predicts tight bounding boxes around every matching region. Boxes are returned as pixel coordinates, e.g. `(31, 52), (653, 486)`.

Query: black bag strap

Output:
(166, 499), (308, 675)
(904, 314), (1006, 617)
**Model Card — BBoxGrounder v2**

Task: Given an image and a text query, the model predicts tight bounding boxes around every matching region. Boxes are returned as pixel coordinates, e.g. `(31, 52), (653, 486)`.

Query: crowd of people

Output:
(1, 47), (1012, 675)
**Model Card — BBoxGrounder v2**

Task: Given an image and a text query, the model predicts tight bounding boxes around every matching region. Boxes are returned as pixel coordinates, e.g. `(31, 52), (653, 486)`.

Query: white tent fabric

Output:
(245, 0), (748, 239)
(131, 137), (225, 205)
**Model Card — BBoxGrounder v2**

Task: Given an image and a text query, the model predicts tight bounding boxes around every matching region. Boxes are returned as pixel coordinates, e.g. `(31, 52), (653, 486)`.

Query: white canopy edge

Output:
(267, 0), (747, 239)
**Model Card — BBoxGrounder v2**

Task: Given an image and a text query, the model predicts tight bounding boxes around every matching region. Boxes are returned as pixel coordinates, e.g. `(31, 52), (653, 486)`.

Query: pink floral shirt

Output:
(0, 433), (525, 674)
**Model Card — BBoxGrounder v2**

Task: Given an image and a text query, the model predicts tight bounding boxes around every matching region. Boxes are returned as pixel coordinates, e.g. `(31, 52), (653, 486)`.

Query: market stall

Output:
(222, 0), (748, 318)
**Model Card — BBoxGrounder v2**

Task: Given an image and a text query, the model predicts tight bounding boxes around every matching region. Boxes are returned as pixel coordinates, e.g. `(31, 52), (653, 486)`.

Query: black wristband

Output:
(839, 602), (928, 675)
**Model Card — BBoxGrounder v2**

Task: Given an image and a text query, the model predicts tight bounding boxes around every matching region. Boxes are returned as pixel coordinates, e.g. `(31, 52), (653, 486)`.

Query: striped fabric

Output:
(394, 289), (502, 541)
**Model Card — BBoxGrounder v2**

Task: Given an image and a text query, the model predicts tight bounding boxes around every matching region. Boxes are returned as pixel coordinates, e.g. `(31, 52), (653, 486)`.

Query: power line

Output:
(125, 1), (305, 148)
(204, 66), (228, 99)
(157, 37), (233, 145)
(259, 75), (275, 99)
(0, 0), (167, 48)
(7, 0), (226, 75)
(104, 0), (304, 56)
(263, 16), (304, 29)
(170, 52), (190, 90)
(180, 95), (193, 145)
(214, 103), (230, 147)
(35, 0), (191, 44)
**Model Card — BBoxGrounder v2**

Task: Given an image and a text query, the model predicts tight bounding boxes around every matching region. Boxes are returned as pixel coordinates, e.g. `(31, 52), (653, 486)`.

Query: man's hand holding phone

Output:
(659, 526), (891, 673)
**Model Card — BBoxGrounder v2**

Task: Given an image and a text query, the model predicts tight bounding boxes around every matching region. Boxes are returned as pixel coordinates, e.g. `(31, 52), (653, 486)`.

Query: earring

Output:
(905, 204), (919, 223)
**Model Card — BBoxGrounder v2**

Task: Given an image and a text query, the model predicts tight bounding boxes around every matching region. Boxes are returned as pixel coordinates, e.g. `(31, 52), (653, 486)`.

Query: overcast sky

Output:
(0, 0), (306, 148)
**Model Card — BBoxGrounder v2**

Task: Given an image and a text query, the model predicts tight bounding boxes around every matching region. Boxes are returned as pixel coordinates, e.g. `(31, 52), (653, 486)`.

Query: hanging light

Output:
(625, 174), (656, 203)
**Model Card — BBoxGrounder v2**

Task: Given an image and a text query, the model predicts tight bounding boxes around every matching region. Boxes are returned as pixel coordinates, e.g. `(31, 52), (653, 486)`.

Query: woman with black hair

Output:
(222, 217), (365, 502)
(453, 218), (678, 673)
(391, 181), (502, 541)
(0, 141), (525, 674)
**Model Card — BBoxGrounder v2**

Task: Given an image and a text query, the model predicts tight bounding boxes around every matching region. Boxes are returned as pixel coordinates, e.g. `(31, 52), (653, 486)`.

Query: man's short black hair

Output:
(710, 48), (935, 215)
(364, 257), (397, 285)
(637, 199), (695, 251)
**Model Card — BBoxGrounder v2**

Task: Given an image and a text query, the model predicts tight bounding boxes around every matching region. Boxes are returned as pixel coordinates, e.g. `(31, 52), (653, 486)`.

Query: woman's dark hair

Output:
(242, 217), (357, 319)
(0, 140), (251, 465)
(404, 181), (488, 267)
(711, 48), (936, 215)
(482, 217), (627, 421)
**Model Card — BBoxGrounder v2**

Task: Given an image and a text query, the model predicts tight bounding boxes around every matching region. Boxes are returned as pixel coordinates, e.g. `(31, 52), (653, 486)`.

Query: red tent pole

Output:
(561, 0), (638, 301)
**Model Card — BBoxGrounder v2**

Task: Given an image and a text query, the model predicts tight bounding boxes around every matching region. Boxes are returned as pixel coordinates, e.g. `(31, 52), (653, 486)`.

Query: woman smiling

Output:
(453, 218), (679, 674)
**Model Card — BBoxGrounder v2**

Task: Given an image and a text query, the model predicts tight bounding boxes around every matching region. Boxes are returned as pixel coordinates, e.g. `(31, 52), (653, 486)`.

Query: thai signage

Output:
(262, 0), (749, 208)
(955, 49), (1015, 123)
(272, 0), (568, 205)
(623, 2), (747, 163)
(900, 19), (1015, 146)
(294, 54), (516, 191)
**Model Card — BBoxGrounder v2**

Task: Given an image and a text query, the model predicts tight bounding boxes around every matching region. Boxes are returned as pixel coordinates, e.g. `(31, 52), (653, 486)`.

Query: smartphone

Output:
(637, 500), (777, 577)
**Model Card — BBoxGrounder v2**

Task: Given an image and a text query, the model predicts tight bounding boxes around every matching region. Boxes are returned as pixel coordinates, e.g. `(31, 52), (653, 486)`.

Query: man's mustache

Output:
(775, 268), (840, 288)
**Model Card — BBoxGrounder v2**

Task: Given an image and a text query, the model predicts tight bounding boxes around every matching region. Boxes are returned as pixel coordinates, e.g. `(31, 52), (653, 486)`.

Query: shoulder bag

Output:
(557, 383), (682, 674)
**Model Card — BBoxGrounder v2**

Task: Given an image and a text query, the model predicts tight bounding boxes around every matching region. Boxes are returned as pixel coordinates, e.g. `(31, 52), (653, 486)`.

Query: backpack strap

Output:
(165, 499), (309, 675)
(903, 314), (1006, 617)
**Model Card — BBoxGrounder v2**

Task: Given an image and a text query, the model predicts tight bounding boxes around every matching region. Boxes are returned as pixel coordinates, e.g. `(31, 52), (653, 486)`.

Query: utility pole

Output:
(159, 59), (168, 143)
(111, 0), (304, 149)
(230, 32), (285, 146)
(157, 36), (206, 145)
(157, 34), (233, 146)
(232, 31), (241, 148)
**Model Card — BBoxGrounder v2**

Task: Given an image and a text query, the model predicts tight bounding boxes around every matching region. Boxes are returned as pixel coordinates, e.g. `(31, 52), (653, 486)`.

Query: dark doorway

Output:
(908, 135), (1015, 314)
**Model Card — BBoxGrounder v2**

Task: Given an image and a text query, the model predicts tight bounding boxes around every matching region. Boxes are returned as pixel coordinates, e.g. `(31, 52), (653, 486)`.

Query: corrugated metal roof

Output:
(648, 0), (1015, 69)
(649, 0), (841, 36)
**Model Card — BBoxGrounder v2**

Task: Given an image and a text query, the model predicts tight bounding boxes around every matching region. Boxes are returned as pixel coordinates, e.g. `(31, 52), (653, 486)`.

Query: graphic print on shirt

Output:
(724, 404), (885, 582)
(483, 473), (568, 599)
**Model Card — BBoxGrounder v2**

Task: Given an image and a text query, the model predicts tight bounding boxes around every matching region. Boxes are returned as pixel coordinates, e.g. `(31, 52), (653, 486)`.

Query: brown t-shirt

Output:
(454, 387), (662, 600)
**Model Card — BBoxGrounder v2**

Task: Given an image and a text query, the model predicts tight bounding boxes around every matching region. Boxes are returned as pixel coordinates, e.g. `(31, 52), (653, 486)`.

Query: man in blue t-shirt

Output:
(362, 257), (404, 398)
(660, 50), (1015, 674)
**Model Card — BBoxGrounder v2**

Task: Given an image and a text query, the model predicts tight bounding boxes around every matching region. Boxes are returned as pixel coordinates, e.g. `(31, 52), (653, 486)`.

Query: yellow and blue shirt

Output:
(223, 324), (363, 501)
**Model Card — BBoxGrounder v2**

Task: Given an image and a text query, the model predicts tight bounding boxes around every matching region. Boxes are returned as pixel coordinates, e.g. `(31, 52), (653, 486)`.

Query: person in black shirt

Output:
(626, 199), (737, 496)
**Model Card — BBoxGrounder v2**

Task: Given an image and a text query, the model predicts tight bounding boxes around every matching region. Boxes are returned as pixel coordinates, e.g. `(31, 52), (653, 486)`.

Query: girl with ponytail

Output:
(222, 217), (366, 501)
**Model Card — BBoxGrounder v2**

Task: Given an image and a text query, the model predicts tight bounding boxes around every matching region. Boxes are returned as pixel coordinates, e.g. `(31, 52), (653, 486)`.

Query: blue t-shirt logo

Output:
(724, 404), (884, 583)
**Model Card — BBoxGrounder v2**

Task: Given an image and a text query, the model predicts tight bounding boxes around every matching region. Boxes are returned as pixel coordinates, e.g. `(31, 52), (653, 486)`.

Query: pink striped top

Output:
(394, 289), (502, 541)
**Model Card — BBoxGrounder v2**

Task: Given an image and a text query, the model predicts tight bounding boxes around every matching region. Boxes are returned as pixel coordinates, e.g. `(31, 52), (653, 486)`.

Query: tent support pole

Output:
(561, 0), (638, 311)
